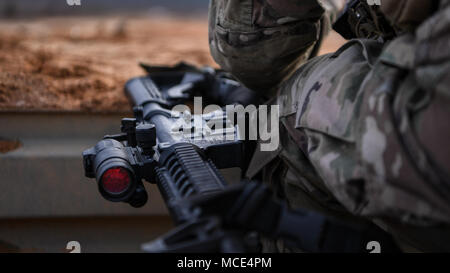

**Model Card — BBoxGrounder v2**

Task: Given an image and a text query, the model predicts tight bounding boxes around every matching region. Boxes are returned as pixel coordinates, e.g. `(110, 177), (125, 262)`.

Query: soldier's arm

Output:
(274, 1), (450, 251)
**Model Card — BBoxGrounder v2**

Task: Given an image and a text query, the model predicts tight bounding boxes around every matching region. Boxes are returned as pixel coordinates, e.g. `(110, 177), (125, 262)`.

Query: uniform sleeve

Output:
(274, 2), (450, 251)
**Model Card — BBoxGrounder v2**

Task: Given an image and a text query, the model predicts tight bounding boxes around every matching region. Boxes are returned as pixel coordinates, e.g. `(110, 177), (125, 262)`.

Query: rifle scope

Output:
(83, 139), (148, 207)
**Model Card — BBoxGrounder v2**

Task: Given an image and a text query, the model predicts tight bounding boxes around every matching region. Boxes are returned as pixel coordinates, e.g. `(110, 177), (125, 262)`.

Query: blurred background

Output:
(0, 0), (345, 252)
(0, 0), (208, 18)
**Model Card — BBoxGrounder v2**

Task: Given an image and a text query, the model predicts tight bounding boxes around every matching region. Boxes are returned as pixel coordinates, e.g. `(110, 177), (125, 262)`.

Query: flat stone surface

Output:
(0, 112), (168, 217)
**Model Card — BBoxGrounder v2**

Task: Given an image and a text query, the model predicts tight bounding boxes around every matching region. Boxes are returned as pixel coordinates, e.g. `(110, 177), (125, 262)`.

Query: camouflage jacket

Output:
(209, 0), (450, 252)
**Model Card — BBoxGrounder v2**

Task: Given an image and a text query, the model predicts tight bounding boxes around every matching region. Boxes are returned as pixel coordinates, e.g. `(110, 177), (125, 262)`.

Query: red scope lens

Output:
(101, 167), (132, 195)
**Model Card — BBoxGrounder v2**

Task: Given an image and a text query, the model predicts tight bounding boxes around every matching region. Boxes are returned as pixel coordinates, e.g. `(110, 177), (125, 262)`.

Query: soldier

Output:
(208, 0), (450, 252)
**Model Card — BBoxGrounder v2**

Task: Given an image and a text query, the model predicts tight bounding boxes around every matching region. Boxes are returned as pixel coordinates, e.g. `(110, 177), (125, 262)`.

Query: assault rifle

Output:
(82, 63), (399, 253)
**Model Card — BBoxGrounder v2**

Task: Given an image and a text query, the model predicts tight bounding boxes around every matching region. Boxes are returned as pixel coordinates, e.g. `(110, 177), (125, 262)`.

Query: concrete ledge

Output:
(0, 216), (173, 253)
(0, 112), (168, 218)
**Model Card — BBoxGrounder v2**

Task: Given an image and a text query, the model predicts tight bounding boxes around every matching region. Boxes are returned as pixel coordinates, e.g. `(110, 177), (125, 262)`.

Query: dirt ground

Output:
(0, 138), (20, 153)
(0, 16), (346, 112)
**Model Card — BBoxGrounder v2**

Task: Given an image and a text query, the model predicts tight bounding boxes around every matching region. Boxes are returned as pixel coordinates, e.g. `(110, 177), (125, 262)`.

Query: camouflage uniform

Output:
(209, 0), (450, 252)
